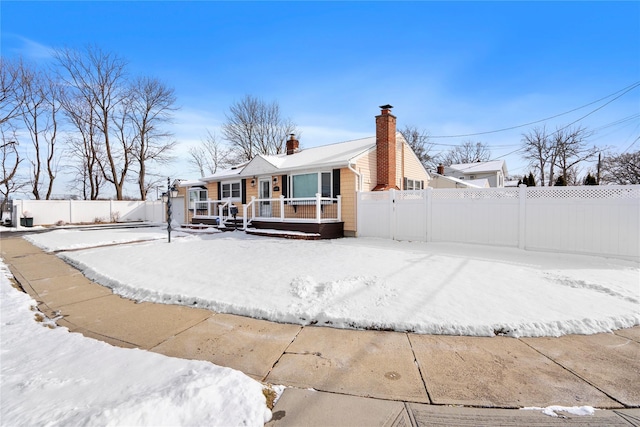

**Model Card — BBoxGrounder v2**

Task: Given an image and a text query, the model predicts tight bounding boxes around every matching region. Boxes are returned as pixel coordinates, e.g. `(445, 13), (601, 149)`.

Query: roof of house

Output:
(241, 136), (377, 176)
(447, 160), (508, 175)
(182, 131), (429, 185)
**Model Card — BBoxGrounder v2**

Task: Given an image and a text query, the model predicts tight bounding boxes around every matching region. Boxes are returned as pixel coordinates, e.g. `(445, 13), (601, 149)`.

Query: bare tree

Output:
(0, 59), (24, 207)
(15, 60), (62, 200)
(553, 126), (598, 184)
(0, 131), (27, 211)
(222, 95), (297, 163)
(55, 46), (130, 199)
(0, 58), (22, 126)
(442, 140), (491, 165)
(128, 76), (177, 200)
(521, 126), (554, 186)
(62, 92), (105, 199)
(188, 130), (230, 177)
(600, 150), (640, 185)
(399, 125), (437, 170)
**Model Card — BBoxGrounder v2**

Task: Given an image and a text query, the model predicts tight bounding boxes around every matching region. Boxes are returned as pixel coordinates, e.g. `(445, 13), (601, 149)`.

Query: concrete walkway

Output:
(2, 236), (639, 426)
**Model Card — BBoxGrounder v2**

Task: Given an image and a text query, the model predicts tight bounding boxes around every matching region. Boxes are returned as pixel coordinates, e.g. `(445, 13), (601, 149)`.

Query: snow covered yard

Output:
(26, 227), (640, 338)
(0, 260), (272, 426)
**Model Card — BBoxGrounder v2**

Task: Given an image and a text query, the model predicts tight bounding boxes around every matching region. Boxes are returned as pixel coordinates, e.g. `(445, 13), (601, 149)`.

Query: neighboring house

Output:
(443, 160), (508, 188)
(428, 166), (487, 189)
(178, 105), (430, 237)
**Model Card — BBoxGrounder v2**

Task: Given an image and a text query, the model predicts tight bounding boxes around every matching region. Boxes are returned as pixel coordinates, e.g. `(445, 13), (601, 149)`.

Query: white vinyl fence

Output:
(357, 186), (640, 260)
(12, 200), (165, 226)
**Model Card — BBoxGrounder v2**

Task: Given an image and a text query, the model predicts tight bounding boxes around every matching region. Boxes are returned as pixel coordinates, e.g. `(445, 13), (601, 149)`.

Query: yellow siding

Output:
(402, 141), (430, 187)
(355, 149), (377, 191)
(340, 167), (357, 235)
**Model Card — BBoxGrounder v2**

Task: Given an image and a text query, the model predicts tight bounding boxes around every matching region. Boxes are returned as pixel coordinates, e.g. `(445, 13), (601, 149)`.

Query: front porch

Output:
(189, 194), (344, 239)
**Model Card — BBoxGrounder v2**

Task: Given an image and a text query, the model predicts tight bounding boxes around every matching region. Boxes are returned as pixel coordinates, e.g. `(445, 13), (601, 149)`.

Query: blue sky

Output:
(2, 1), (639, 190)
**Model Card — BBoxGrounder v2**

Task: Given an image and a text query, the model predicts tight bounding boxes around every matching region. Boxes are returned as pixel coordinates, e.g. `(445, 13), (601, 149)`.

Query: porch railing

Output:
(243, 194), (342, 229)
(191, 198), (233, 224)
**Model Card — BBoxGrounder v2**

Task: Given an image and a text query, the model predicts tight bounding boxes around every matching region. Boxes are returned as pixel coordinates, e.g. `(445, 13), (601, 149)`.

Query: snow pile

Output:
(0, 260), (272, 426)
(522, 405), (596, 417)
(26, 228), (640, 337)
(24, 227), (181, 252)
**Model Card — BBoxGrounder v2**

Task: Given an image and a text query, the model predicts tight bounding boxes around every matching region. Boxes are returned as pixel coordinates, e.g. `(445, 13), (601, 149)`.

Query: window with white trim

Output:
(188, 188), (208, 209)
(404, 178), (424, 190)
(221, 181), (241, 200)
(291, 172), (332, 198)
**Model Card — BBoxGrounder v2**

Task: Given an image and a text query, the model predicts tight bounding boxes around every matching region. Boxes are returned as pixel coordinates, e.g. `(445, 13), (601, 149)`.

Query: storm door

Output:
(259, 178), (272, 217)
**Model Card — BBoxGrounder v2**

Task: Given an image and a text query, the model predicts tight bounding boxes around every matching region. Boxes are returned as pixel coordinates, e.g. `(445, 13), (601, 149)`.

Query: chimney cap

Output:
(379, 104), (393, 110)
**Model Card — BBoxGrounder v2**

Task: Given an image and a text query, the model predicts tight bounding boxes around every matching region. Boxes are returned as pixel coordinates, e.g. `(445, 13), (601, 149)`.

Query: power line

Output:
(425, 81), (640, 139)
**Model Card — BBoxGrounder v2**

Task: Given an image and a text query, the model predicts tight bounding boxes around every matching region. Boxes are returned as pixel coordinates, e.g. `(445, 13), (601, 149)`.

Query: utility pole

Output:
(597, 152), (602, 185)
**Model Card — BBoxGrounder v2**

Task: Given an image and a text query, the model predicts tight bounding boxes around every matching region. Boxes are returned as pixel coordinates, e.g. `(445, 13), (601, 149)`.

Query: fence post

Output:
(356, 191), (361, 237)
(425, 188), (431, 242)
(69, 200), (73, 224)
(389, 189), (396, 240)
(518, 184), (527, 249)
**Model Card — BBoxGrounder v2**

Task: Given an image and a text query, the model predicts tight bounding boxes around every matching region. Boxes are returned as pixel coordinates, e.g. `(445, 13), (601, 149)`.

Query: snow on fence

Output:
(357, 185), (640, 261)
(12, 200), (165, 226)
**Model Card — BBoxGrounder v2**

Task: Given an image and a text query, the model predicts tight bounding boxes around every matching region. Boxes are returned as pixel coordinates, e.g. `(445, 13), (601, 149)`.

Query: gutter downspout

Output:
(348, 162), (363, 192)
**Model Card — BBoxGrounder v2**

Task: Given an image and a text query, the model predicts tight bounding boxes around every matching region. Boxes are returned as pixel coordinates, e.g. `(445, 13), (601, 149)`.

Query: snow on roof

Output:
(242, 136), (376, 175)
(431, 173), (483, 188)
(448, 160), (507, 175)
(197, 163), (247, 182)
(465, 178), (490, 188)
(178, 179), (206, 187)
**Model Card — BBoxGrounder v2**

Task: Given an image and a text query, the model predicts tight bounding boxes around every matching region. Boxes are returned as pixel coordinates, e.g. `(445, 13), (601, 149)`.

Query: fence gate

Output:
(357, 190), (428, 241)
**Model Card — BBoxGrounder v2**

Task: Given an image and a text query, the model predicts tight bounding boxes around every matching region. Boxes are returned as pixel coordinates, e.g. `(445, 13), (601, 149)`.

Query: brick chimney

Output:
(437, 163), (445, 175)
(286, 134), (299, 155)
(373, 104), (399, 191)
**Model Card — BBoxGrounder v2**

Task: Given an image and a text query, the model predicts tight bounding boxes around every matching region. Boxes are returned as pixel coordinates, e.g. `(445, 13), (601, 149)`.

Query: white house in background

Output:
(428, 173), (488, 189)
(443, 160), (508, 188)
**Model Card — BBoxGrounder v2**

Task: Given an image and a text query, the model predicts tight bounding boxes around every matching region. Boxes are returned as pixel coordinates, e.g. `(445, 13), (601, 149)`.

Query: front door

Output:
(259, 178), (272, 217)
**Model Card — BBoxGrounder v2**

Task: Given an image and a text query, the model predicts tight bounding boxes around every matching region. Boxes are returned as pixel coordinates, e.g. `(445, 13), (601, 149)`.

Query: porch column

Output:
(243, 203), (247, 229)
(337, 195), (342, 221)
(316, 193), (321, 224)
(251, 196), (256, 220)
(280, 195), (285, 222)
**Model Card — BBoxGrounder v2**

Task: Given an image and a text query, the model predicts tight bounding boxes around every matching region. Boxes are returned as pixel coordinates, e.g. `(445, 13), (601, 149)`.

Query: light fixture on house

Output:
(273, 176), (278, 184)
(251, 179), (256, 187)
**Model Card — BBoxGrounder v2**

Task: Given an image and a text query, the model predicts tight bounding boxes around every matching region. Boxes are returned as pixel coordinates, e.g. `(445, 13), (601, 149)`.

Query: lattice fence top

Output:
(431, 188), (519, 200)
(396, 190), (426, 200)
(359, 191), (391, 201)
(359, 185), (640, 201)
(526, 186), (640, 200)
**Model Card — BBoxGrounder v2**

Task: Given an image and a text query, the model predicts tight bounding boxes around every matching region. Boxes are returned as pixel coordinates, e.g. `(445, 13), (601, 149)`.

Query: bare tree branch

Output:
(222, 95), (298, 163)
(442, 140), (491, 165)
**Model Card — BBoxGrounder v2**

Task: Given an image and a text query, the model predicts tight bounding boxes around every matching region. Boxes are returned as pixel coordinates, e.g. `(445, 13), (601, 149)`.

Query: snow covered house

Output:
(443, 160), (508, 188)
(178, 105), (429, 237)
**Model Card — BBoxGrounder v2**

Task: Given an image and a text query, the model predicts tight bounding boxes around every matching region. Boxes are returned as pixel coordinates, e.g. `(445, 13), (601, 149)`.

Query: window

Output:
(404, 178), (423, 190)
(221, 181), (241, 199)
(188, 188), (207, 209)
(291, 172), (332, 198)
